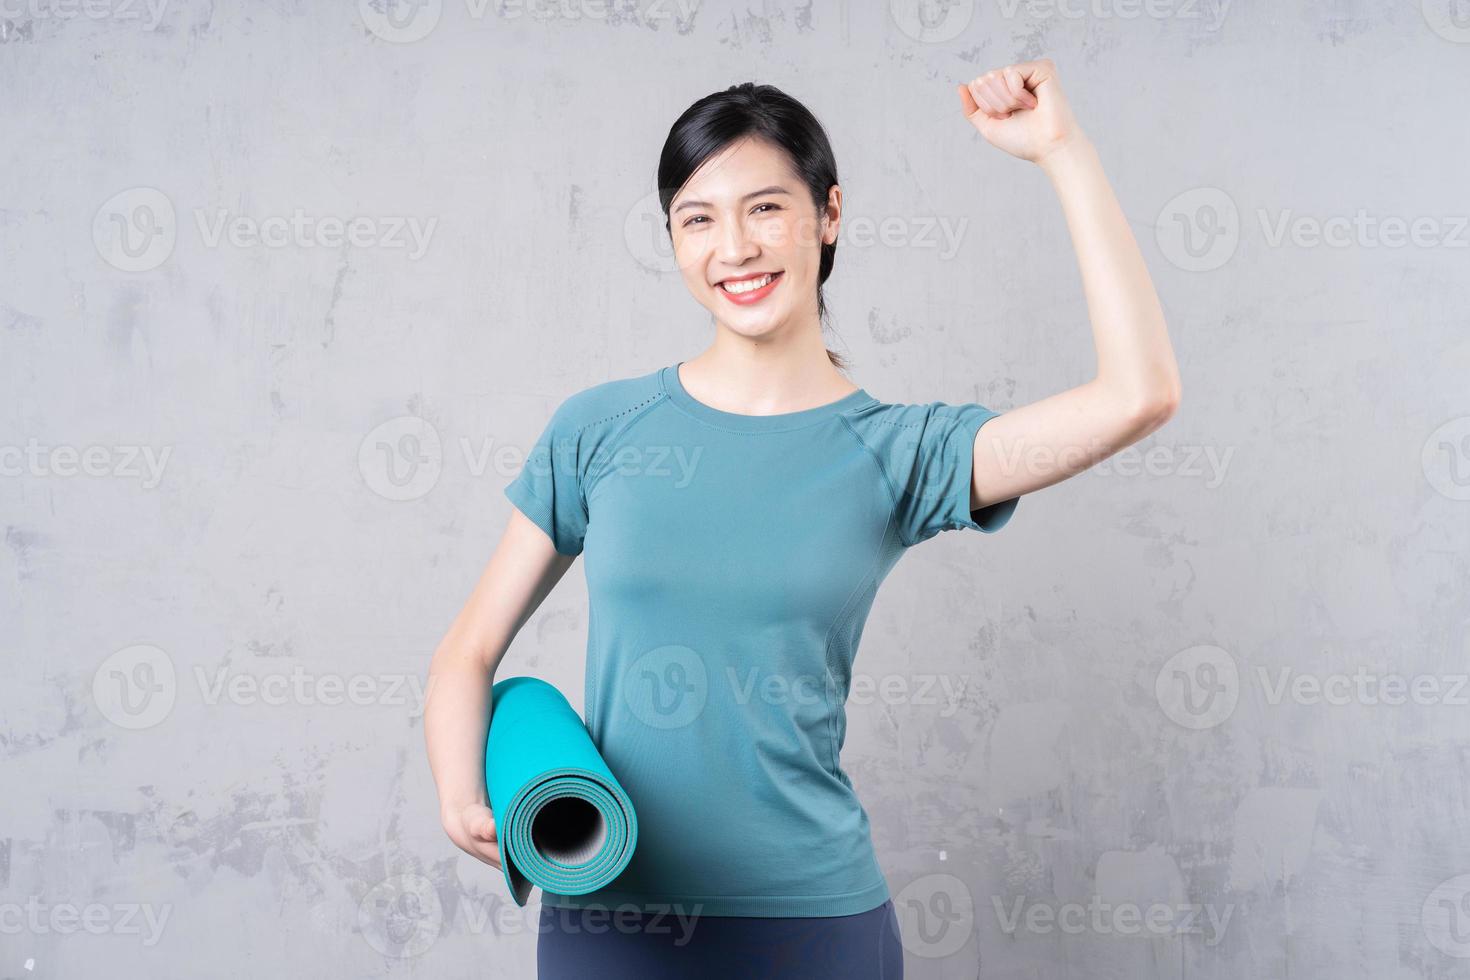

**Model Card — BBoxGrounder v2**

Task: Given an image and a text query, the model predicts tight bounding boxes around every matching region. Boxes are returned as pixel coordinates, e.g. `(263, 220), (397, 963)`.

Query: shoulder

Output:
(841, 397), (989, 443)
(543, 366), (667, 438)
(840, 394), (1001, 479)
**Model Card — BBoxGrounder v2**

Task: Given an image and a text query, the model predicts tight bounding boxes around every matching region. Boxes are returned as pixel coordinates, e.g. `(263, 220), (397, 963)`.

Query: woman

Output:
(425, 62), (1180, 979)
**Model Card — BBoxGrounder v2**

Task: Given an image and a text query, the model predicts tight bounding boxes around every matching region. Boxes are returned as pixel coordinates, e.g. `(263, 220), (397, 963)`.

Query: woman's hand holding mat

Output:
(484, 676), (639, 906)
(442, 800), (502, 872)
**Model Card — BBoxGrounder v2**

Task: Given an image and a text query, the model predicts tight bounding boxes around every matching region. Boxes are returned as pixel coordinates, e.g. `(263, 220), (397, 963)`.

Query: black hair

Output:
(657, 82), (848, 371)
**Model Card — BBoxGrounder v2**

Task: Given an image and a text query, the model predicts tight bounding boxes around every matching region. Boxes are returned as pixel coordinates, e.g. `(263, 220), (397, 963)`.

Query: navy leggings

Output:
(536, 898), (904, 979)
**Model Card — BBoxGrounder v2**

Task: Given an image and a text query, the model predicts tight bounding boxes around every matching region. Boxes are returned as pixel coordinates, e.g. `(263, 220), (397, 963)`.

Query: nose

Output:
(714, 214), (761, 267)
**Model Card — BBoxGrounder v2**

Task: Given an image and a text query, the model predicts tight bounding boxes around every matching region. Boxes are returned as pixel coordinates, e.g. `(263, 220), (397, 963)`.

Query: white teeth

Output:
(721, 273), (775, 294)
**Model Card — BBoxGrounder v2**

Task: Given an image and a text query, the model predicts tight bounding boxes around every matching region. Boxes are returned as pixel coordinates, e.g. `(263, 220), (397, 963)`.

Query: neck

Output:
(681, 318), (855, 416)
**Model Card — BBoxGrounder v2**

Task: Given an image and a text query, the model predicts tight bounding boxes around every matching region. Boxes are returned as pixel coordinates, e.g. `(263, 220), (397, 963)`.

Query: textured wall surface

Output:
(3, 1), (1469, 977)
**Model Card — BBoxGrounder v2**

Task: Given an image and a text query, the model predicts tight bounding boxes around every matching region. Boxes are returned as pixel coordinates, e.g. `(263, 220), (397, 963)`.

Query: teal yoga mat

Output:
(484, 676), (639, 906)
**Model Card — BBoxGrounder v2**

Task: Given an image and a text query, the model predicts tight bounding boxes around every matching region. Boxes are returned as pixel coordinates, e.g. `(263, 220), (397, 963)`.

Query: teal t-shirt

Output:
(502, 362), (1019, 918)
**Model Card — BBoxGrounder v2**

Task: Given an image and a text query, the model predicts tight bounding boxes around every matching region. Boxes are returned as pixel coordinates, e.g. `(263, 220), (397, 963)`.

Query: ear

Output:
(822, 184), (842, 246)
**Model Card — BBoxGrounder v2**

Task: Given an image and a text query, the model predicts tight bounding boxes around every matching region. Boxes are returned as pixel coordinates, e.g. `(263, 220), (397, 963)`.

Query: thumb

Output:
(956, 83), (981, 117)
(469, 808), (497, 841)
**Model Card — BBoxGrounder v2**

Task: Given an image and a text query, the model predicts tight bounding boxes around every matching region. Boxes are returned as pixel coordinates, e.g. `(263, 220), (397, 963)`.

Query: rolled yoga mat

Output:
(484, 675), (639, 906)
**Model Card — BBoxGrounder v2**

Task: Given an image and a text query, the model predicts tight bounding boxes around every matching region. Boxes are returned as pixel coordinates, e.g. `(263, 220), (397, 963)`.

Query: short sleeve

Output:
(892, 403), (1018, 547)
(503, 401), (589, 557)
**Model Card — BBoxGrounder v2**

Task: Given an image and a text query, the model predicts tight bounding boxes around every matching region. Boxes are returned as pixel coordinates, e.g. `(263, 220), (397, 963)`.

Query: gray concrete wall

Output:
(3, 1), (1468, 976)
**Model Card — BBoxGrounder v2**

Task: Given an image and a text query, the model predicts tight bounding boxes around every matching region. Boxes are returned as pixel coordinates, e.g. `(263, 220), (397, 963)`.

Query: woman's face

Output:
(667, 137), (839, 342)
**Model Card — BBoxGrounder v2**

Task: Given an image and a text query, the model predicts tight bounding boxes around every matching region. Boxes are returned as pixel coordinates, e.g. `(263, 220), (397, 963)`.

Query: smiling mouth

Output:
(718, 271), (783, 295)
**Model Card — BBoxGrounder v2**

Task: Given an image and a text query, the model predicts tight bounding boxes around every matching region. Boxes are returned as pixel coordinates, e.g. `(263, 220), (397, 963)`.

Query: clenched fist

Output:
(957, 59), (1084, 165)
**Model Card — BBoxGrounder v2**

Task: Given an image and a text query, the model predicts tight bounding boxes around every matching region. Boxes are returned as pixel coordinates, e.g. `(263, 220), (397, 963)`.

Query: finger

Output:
(986, 72), (1030, 112)
(469, 810), (498, 842)
(979, 76), (1018, 117)
(1011, 57), (1057, 91)
(967, 79), (1002, 117)
(956, 83), (980, 117)
(1001, 67), (1038, 109)
(458, 833), (503, 869)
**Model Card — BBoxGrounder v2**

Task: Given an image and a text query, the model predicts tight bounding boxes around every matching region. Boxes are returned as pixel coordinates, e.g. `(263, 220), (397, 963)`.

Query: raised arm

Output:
(423, 507), (576, 871)
(955, 59), (1183, 512)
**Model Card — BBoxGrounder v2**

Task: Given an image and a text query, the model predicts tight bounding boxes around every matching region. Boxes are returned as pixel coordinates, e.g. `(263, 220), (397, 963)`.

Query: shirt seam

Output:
(659, 368), (879, 434)
(548, 877), (889, 903)
(838, 413), (919, 549)
(824, 418), (907, 776)
(581, 390), (671, 500)
(567, 389), (665, 440)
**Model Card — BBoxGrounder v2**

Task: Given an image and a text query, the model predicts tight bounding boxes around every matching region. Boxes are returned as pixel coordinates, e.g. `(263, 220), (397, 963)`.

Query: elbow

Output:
(1129, 383), (1181, 431)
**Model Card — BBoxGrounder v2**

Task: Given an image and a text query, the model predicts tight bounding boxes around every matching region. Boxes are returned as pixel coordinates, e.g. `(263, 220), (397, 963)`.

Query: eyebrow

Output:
(672, 185), (791, 214)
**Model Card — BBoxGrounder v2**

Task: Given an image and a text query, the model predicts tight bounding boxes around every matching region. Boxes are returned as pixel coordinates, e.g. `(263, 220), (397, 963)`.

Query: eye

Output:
(682, 215), (709, 228)
(753, 203), (781, 215)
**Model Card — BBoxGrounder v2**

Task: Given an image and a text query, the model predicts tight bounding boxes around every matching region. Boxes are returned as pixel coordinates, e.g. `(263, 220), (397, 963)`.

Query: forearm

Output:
(1039, 136), (1181, 411)
(424, 643), (497, 815)
(423, 520), (572, 822)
